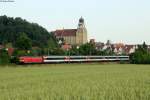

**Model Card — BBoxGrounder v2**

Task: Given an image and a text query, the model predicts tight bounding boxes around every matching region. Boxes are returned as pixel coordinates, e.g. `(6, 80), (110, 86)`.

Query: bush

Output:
(0, 49), (10, 65)
(130, 42), (150, 64)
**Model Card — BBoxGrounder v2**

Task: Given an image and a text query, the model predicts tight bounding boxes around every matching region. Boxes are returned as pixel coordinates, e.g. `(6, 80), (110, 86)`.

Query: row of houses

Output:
(95, 42), (150, 55)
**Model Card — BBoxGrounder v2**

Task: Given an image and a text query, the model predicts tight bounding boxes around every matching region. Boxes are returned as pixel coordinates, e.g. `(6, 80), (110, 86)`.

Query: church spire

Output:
(79, 17), (84, 23)
(78, 17), (85, 29)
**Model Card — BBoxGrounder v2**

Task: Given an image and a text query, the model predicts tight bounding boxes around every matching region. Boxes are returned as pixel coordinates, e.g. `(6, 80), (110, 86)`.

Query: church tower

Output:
(76, 17), (88, 45)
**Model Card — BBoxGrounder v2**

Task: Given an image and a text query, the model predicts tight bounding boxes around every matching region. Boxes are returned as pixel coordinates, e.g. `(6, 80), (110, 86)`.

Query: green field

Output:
(0, 64), (150, 100)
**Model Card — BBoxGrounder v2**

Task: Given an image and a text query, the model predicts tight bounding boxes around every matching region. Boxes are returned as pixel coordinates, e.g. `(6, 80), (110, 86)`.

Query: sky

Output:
(0, 0), (150, 44)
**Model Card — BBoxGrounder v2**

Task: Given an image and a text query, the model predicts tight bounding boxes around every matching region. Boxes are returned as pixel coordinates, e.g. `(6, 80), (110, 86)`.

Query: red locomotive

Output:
(19, 56), (43, 64)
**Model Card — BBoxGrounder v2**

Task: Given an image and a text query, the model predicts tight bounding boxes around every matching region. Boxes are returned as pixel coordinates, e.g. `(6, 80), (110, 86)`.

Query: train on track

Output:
(18, 56), (129, 64)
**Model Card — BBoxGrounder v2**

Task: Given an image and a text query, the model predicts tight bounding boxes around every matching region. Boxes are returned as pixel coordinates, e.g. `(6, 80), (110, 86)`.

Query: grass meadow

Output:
(0, 64), (150, 100)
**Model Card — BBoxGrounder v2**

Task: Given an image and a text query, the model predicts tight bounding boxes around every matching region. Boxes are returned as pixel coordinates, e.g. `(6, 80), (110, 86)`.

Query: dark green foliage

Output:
(0, 15), (57, 48)
(15, 32), (32, 50)
(48, 48), (65, 55)
(10, 56), (19, 64)
(12, 50), (29, 57)
(79, 43), (97, 55)
(130, 42), (150, 64)
(30, 48), (42, 56)
(0, 49), (10, 65)
(69, 46), (79, 55)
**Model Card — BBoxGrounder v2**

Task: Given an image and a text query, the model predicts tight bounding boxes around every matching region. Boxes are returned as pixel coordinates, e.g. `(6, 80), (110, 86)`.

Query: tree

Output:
(130, 42), (150, 64)
(79, 43), (97, 55)
(0, 49), (10, 65)
(0, 15), (58, 48)
(15, 32), (32, 50)
(143, 42), (148, 50)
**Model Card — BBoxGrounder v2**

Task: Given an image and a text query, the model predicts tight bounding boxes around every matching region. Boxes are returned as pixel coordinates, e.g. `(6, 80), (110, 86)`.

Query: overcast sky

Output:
(0, 0), (150, 44)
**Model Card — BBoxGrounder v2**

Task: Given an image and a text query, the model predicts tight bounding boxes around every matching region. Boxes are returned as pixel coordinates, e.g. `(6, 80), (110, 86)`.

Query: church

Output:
(53, 17), (88, 45)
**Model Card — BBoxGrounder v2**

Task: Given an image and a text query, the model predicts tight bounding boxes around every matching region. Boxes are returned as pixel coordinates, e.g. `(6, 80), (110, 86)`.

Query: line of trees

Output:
(130, 42), (150, 64)
(0, 15), (57, 48)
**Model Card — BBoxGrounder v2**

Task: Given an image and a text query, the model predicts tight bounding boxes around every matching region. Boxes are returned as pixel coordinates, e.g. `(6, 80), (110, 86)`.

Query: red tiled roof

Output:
(54, 29), (77, 37)
(61, 44), (72, 50)
(114, 43), (124, 48)
(124, 45), (136, 54)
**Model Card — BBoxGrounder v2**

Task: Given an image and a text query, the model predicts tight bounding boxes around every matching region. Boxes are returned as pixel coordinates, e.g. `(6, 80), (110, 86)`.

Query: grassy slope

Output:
(0, 64), (150, 100)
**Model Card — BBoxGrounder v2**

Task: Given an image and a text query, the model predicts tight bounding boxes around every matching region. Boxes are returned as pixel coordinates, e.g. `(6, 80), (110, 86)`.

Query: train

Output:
(18, 56), (129, 64)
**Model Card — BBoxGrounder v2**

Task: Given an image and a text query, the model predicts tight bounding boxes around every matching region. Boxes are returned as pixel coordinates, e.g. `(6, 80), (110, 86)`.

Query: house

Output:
(95, 42), (105, 51)
(113, 43), (124, 55)
(124, 45), (136, 54)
